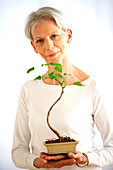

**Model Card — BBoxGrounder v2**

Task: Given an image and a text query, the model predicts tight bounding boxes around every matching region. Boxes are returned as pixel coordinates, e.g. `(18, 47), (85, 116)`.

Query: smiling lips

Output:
(47, 51), (59, 57)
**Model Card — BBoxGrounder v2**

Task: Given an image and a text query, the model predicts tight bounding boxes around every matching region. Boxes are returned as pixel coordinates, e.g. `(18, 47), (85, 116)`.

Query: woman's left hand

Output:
(68, 151), (88, 164)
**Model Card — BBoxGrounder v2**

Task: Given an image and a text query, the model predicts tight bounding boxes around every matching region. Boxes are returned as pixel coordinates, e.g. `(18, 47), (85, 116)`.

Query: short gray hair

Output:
(25, 7), (69, 41)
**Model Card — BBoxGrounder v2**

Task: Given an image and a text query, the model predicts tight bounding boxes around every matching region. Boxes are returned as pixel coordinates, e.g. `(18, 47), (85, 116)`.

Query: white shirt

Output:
(11, 77), (113, 170)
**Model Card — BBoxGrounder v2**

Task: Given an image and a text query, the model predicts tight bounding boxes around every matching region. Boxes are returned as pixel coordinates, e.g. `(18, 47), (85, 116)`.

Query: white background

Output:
(0, 0), (113, 169)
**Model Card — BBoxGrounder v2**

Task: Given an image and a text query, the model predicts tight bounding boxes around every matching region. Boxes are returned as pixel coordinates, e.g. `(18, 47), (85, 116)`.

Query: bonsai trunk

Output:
(47, 85), (65, 140)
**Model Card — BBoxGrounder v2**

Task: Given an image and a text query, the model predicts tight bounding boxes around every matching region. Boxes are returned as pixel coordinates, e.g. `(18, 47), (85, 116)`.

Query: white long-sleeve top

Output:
(11, 77), (113, 170)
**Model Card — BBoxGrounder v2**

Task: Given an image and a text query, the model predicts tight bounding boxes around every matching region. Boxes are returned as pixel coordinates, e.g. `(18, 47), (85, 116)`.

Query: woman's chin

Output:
(46, 55), (64, 63)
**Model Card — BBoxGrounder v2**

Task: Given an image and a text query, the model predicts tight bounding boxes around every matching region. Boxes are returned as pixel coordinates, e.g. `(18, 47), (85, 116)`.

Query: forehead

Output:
(32, 20), (62, 37)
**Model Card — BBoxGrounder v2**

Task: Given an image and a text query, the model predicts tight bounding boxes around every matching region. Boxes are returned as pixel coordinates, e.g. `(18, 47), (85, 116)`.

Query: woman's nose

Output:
(45, 39), (54, 51)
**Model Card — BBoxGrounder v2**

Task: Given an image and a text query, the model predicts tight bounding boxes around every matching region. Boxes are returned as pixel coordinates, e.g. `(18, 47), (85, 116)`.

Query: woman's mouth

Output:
(47, 51), (59, 57)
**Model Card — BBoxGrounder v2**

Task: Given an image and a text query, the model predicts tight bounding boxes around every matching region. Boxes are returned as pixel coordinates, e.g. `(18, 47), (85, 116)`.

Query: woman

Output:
(11, 7), (113, 170)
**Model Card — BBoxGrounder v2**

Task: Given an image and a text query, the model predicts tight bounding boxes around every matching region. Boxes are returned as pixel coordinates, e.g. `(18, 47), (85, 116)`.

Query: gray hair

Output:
(25, 7), (69, 41)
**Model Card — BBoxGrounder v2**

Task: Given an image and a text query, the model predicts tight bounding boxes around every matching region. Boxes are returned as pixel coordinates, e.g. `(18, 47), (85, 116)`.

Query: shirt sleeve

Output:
(86, 84), (113, 167)
(11, 84), (38, 170)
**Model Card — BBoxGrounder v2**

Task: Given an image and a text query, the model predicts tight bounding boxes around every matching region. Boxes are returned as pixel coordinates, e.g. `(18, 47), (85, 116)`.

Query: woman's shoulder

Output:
(74, 66), (89, 82)
(22, 79), (35, 86)
(74, 66), (97, 86)
(73, 66), (97, 87)
(21, 79), (41, 90)
(19, 80), (42, 97)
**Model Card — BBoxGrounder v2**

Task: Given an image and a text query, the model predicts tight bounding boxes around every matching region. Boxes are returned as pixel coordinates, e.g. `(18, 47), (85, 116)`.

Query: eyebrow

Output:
(34, 31), (60, 40)
(34, 37), (43, 40)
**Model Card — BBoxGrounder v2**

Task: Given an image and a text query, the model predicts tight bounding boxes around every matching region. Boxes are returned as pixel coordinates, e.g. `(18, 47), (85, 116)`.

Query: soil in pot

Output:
(45, 136), (76, 144)
(44, 136), (79, 154)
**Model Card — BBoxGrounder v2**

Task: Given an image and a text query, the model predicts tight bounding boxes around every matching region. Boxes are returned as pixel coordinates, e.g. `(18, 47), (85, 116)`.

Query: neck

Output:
(48, 56), (72, 74)
(43, 57), (76, 85)
(43, 55), (89, 85)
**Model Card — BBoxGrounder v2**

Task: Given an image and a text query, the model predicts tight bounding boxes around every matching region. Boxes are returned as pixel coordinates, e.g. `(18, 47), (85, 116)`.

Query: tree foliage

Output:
(27, 63), (85, 140)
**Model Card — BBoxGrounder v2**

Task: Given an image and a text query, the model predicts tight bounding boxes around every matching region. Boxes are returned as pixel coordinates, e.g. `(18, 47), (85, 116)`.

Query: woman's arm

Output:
(11, 84), (38, 170)
(86, 85), (113, 167)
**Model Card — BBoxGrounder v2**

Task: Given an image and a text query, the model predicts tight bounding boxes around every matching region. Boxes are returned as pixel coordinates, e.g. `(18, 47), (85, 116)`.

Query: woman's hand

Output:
(68, 151), (88, 164)
(33, 151), (88, 168)
(33, 152), (76, 168)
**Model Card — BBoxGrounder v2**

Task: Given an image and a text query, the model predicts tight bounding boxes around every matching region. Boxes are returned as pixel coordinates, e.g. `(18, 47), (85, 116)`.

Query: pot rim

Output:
(44, 141), (79, 146)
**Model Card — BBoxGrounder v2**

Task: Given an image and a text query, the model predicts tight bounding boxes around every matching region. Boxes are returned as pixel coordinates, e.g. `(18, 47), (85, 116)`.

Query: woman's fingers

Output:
(54, 158), (76, 168)
(45, 154), (68, 161)
(68, 152), (88, 164)
(40, 152), (68, 160)
(44, 158), (76, 168)
(40, 152), (47, 158)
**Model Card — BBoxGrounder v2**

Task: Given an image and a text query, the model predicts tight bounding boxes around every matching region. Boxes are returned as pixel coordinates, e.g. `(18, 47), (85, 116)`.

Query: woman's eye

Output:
(52, 34), (58, 38)
(36, 39), (43, 43)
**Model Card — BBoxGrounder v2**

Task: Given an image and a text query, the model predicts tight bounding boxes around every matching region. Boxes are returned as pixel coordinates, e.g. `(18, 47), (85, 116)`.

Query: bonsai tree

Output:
(27, 62), (84, 144)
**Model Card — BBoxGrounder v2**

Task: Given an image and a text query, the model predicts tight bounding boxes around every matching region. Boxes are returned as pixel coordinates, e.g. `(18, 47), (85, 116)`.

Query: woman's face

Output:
(31, 20), (72, 63)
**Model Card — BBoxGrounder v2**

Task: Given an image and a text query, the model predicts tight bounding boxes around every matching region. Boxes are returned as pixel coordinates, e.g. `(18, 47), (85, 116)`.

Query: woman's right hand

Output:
(33, 152), (76, 168)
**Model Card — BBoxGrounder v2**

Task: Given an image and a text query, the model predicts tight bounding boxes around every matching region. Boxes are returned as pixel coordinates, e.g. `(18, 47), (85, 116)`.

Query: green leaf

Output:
(73, 82), (85, 86)
(44, 76), (48, 80)
(55, 74), (65, 80)
(27, 67), (35, 73)
(34, 76), (42, 81)
(49, 63), (62, 67)
(51, 63), (62, 73)
(54, 66), (62, 73)
(41, 63), (49, 66)
(41, 63), (62, 73)
(64, 73), (71, 76)
(60, 80), (66, 86)
(48, 72), (56, 79)
(41, 63), (62, 67)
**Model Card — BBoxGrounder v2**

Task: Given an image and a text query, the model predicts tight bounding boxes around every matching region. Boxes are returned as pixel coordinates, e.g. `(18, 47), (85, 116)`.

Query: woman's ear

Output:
(67, 29), (72, 44)
(30, 41), (38, 53)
